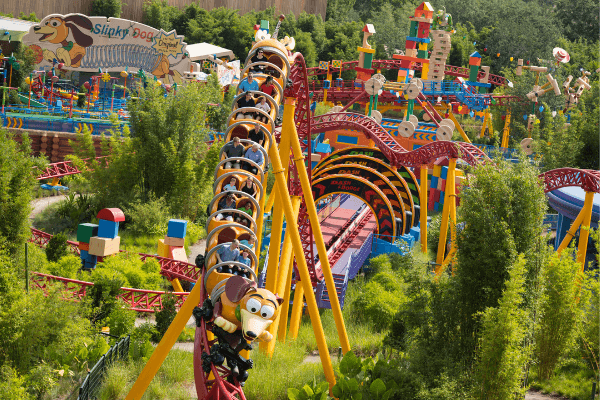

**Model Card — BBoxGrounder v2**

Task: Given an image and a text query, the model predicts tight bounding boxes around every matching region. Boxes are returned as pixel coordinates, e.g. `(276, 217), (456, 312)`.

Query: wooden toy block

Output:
(157, 238), (169, 258)
(89, 236), (121, 257)
(405, 40), (417, 49)
(169, 246), (187, 262)
(516, 59), (523, 75)
(418, 42), (428, 51)
(480, 66), (490, 83)
(98, 219), (119, 239)
(417, 50), (428, 59)
(167, 219), (188, 239)
(97, 208), (125, 222)
(164, 235), (185, 247)
(78, 242), (90, 251)
(77, 223), (98, 244)
(405, 49), (418, 58)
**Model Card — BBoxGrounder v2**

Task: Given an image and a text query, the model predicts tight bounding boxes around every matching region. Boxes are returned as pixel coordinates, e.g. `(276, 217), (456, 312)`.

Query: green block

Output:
(469, 65), (479, 82)
(409, 21), (418, 37)
(478, 86), (487, 94)
(363, 52), (374, 69)
(260, 19), (269, 31)
(77, 223), (98, 243)
(417, 50), (428, 59)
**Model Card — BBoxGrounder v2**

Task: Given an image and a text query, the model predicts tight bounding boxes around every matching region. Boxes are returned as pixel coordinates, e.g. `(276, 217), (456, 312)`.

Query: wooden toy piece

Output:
(480, 66), (490, 84)
(547, 74), (561, 95)
(516, 59), (524, 76)
(406, 40), (417, 50)
(157, 238), (169, 258)
(409, 114), (419, 126)
(164, 235), (185, 247)
(403, 80), (422, 99)
(77, 223), (98, 243)
(529, 65), (547, 73)
(562, 75), (573, 90)
(97, 208), (126, 222)
(398, 120), (416, 137)
(435, 124), (453, 141)
(370, 110), (383, 124)
(78, 242), (90, 251)
(405, 48), (418, 58)
(169, 246), (187, 262)
(361, 24), (376, 49)
(520, 138), (534, 155)
(418, 42), (428, 51)
(167, 219), (188, 239)
(439, 118), (455, 131)
(89, 236), (121, 257)
(98, 219), (119, 239)
(527, 114), (535, 131)
(576, 76), (591, 90)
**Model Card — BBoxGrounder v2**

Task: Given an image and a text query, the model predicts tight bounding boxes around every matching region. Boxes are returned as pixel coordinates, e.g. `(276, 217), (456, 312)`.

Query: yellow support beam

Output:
(287, 101), (351, 355)
(288, 279), (304, 339)
(501, 110), (511, 148)
(125, 281), (202, 399)
(420, 166), (428, 253)
(170, 278), (184, 293)
(264, 196), (301, 354)
(576, 191), (595, 268)
(446, 108), (471, 143)
(267, 133), (337, 389)
(277, 254), (295, 343)
(435, 158), (457, 272)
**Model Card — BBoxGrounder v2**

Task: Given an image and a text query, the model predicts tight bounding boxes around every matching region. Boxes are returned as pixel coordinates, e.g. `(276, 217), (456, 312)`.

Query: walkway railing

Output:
(77, 335), (130, 400)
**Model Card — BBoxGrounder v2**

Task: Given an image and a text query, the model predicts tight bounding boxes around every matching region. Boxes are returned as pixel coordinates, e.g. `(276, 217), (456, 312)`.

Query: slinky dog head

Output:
(33, 15), (93, 47)
(222, 275), (283, 342)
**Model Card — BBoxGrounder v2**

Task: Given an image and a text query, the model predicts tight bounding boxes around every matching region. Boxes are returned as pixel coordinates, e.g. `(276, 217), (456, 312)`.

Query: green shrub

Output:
(91, 0), (122, 18)
(97, 362), (131, 400)
(0, 365), (31, 400)
(88, 267), (126, 323)
(153, 293), (177, 342)
(106, 299), (136, 338)
(125, 198), (170, 236)
(129, 322), (156, 361)
(48, 254), (81, 278)
(365, 254), (392, 276)
(45, 232), (70, 262)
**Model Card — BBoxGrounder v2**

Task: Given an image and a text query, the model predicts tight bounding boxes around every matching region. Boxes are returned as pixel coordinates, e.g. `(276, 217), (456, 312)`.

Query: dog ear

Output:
(64, 15), (93, 31)
(274, 293), (284, 306)
(225, 275), (257, 303)
(66, 23), (94, 47)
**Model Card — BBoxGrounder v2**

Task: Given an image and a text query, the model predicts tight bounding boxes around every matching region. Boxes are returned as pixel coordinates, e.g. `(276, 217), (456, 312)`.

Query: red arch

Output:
(540, 168), (600, 194)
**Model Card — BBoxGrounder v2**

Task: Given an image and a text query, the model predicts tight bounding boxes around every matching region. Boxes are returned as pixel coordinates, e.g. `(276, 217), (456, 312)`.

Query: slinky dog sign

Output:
(22, 14), (192, 84)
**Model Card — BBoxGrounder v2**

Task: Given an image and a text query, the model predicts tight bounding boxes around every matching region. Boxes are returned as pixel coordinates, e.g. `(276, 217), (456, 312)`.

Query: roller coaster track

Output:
(307, 59), (509, 87)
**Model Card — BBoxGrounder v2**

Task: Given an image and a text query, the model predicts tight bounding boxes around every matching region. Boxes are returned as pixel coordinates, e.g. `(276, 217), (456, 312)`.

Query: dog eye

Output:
(260, 305), (275, 319)
(51, 21), (59, 26)
(246, 298), (261, 314)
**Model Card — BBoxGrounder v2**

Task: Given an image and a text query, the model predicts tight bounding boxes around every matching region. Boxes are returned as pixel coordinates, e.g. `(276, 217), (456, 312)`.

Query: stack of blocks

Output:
(429, 30), (452, 83)
(157, 219), (188, 262)
(414, 165), (464, 212)
(78, 208), (124, 269)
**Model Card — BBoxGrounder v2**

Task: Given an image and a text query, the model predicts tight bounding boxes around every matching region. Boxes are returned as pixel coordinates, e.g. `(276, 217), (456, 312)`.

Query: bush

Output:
(88, 267), (126, 323)
(153, 293), (177, 342)
(0, 365), (31, 400)
(45, 232), (70, 262)
(129, 322), (156, 361)
(106, 299), (136, 338)
(125, 198), (170, 236)
(91, 0), (123, 18)
(48, 254), (82, 279)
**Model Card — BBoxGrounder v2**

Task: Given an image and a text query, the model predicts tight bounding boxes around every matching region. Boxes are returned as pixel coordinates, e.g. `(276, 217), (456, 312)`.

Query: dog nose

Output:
(34, 26), (40, 31)
(245, 331), (257, 339)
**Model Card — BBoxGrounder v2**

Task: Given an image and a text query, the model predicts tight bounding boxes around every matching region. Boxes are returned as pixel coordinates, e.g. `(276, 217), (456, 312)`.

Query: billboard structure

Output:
(23, 14), (192, 84)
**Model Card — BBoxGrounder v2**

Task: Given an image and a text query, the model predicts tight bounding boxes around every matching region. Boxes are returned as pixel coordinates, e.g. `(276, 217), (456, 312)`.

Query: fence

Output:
(77, 335), (130, 400)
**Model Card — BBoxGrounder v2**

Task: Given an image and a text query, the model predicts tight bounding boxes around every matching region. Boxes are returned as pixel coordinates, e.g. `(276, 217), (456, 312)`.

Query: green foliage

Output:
(288, 380), (331, 400)
(125, 197), (170, 236)
(45, 232), (69, 262)
(91, 0), (123, 18)
(554, 0), (599, 42)
(535, 250), (586, 381)
(47, 254), (81, 279)
(96, 361), (132, 400)
(352, 255), (406, 331)
(455, 157), (546, 359)
(153, 293), (177, 342)
(0, 129), (41, 256)
(87, 266), (126, 323)
(106, 300), (136, 338)
(129, 322), (156, 361)
(0, 364), (31, 400)
(331, 351), (406, 400)
(55, 193), (97, 231)
(470, 256), (529, 400)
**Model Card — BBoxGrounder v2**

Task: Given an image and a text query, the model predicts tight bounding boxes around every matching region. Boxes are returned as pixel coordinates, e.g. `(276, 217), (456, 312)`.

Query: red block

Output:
(97, 208), (125, 222)
(405, 40), (417, 49)
(441, 180), (446, 191)
(428, 189), (436, 211)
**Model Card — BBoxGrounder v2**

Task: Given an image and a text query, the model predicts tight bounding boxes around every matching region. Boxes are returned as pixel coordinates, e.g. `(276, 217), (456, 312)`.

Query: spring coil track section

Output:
(79, 44), (162, 71)
(193, 41), (290, 400)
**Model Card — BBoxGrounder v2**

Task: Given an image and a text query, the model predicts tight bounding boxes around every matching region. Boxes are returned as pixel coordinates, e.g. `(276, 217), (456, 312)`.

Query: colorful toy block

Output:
(157, 238), (170, 258)
(441, 166), (448, 179)
(97, 208), (125, 222)
(98, 219), (119, 239)
(89, 236), (121, 257)
(169, 246), (187, 262)
(418, 42), (428, 51)
(164, 235), (185, 247)
(78, 242), (90, 251)
(167, 219), (188, 239)
(77, 223), (98, 243)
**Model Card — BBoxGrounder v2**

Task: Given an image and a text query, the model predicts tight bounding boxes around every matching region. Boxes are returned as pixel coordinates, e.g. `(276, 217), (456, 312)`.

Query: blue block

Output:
(80, 250), (89, 260)
(441, 166), (448, 180)
(167, 219), (188, 239)
(430, 176), (438, 189)
(434, 202), (440, 211)
(409, 227), (421, 242)
(98, 219), (119, 239)
(83, 260), (97, 269)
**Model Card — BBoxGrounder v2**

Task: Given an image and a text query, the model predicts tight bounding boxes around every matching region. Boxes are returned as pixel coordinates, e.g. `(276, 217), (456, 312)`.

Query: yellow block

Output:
(418, 42), (428, 51)
(421, 62), (430, 80)
(157, 239), (169, 258)
(433, 165), (441, 177)
(357, 46), (376, 54)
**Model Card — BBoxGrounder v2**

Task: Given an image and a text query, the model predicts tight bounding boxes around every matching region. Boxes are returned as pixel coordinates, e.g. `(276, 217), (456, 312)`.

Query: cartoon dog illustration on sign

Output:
(32, 15), (94, 68)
